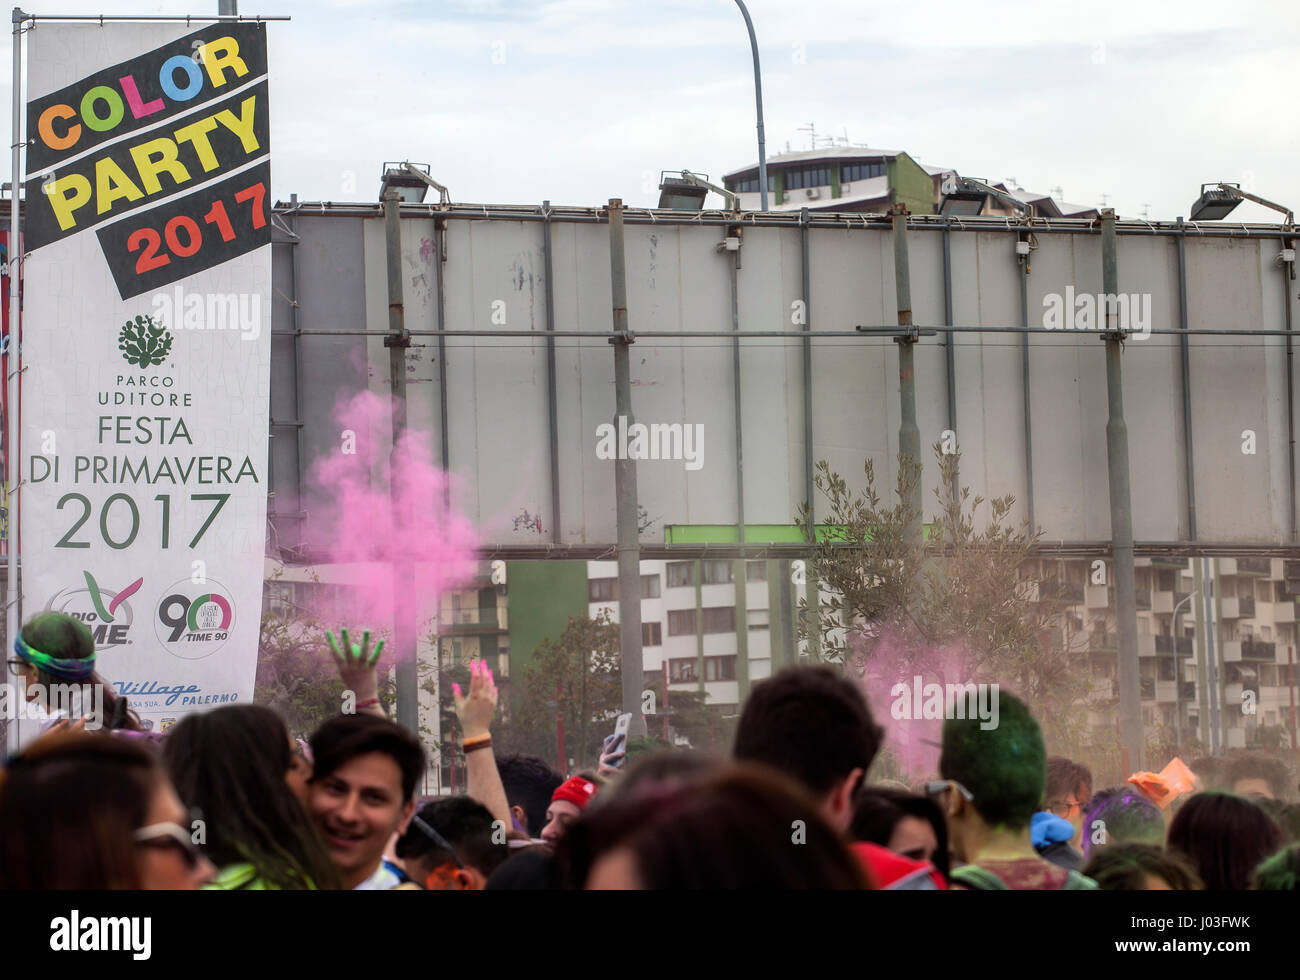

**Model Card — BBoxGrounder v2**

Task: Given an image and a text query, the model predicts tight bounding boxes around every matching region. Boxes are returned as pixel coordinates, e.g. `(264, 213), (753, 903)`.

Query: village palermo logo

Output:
(118, 314), (173, 367)
(155, 577), (235, 660)
(44, 571), (144, 646)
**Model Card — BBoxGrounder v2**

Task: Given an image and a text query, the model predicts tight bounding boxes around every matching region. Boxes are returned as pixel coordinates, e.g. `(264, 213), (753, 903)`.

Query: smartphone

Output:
(608, 712), (632, 768)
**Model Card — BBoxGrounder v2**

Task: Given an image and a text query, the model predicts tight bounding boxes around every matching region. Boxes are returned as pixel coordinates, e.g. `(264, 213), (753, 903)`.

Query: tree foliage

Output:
(795, 444), (1093, 755)
(254, 576), (394, 738)
(503, 609), (622, 770)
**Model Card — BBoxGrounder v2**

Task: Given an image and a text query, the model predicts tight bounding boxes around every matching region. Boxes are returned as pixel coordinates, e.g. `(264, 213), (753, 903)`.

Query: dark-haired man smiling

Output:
(307, 713), (425, 890)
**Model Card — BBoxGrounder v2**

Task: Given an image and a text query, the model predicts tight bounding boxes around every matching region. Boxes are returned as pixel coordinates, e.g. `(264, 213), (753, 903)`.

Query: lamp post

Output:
(731, 1), (769, 211)
(940, 176), (1034, 218)
(1189, 182), (1294, 226)
(1172, 589), (1198, 751)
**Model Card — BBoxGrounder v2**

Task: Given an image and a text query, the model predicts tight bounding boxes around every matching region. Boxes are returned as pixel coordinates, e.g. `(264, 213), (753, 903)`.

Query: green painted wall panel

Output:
(506, 560), (589, 675)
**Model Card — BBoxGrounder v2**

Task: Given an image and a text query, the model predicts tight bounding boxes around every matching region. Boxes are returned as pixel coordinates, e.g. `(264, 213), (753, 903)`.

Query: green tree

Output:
(506, 610), (622, 770)
(796, 444), (1092, 755)
(641, 677), (732, 753)
(254, 575), (394, 737)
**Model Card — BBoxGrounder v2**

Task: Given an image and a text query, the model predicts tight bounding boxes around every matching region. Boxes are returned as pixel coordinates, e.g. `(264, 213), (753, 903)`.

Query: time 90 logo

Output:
(154, 577), (235, 659)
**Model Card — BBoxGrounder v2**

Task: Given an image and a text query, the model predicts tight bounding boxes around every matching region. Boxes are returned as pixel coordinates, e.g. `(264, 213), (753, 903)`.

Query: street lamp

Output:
(379, 161), (450, 206)
(1172, 590), (1199, 751)
(657, 170), (738, 212)
(1189, 182), (1294, 226)
(731, 0), (769, 211)
(940, 176), (1034, 218)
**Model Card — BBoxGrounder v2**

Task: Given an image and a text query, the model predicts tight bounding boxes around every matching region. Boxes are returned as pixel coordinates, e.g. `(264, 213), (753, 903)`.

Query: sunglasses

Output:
(925, 779), (975, 802)
(133, 822), (204, 871)
(411, 815), (465, 871)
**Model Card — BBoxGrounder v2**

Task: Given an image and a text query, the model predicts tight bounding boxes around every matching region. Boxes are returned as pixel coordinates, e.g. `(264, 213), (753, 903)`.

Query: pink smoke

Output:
(303, 390), (479, 650)
(847, 625), (978, 781)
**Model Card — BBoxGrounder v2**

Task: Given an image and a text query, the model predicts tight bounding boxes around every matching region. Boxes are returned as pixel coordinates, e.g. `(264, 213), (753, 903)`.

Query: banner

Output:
(19, 22), (272, 731)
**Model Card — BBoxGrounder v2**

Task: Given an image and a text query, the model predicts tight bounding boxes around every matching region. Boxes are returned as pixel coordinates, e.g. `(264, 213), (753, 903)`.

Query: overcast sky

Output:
(3, 0), (1298, 221)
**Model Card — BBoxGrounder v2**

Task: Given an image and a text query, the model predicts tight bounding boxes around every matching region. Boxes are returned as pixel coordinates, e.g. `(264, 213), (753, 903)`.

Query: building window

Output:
(666, 561), (695, 588)
(701, 607), (736, 634)
(589, 578), (617, 602)
(668, 658), (698, 683)
(705, 655), (737, 681)
(668, 609), (697, 636)
(841, 161), (886, 183)
(727, 173), (776, 194)
(746, 561), (767, 582)
(748, 607), (770, 630)
(701, 560), (733, 585)
(784, 166), (831, 190)
(642, 621), (662, 646)
(641, 574), (661, 599)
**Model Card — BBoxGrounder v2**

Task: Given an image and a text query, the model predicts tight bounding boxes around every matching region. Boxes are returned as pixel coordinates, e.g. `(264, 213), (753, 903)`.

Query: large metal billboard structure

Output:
(267, 204), (1299, 559)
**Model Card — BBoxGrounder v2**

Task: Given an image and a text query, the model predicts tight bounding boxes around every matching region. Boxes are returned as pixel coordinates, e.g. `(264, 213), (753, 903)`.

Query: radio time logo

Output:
(155, 577), (235, 660)
(44, 571), (143, 646)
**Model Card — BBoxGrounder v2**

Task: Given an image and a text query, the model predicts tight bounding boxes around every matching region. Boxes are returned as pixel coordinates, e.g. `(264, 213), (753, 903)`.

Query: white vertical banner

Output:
(20, 21), (272, 731)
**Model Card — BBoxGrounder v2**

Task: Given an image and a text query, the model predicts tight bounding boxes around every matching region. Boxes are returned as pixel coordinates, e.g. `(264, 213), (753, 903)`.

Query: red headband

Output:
(551, 776), (598, 811)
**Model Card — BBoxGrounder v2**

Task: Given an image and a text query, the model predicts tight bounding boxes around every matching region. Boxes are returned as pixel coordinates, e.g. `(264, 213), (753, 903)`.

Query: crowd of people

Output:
(2, 611), (1298, 891)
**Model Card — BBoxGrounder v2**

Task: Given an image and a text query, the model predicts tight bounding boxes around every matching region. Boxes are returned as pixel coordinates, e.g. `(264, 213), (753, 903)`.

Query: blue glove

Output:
(1031, 810), (1075, 849)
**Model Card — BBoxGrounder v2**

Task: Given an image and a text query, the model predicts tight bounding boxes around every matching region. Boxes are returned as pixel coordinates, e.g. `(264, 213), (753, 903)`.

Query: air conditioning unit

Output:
(805, 187), (821, 200)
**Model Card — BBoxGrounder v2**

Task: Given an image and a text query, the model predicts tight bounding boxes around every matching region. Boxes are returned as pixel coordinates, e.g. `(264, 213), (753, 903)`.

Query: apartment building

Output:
(586, 558), (782, 722)
(1022, 556), (1299, 752)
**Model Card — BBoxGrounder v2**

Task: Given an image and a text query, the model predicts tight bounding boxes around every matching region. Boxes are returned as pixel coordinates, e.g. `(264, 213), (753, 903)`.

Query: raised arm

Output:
(454, 659), (512, 829)
(327, 628), (386, 718)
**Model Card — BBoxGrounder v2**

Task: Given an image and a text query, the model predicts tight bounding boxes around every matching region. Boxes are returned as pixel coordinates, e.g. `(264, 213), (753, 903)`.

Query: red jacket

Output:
(852, 842), (947, 889)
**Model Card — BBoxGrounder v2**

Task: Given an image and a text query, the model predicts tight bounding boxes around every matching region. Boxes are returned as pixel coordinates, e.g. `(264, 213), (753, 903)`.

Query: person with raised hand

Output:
(327, 627), (386, 718)
(453, 659), (513, 831)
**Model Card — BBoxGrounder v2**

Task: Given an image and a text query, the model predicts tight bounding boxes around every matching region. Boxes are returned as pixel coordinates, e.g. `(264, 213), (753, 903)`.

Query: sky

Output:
(2, 0), (1298, 221)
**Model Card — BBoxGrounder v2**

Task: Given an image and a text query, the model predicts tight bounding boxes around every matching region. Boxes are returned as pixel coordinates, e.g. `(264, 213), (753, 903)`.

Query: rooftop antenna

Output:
(1050, 186), (1063, 200)
(797, 121), (817, 150)
(1099, 192), (1109, 207)
(1141, 202), (1151, 219)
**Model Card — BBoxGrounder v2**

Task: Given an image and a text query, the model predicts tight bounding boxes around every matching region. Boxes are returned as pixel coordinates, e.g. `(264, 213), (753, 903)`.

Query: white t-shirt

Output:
(354, 863), (403, 891)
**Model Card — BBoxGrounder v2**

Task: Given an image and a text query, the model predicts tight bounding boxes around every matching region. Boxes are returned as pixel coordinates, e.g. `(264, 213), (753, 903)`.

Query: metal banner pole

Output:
(6, 7), (25, 754)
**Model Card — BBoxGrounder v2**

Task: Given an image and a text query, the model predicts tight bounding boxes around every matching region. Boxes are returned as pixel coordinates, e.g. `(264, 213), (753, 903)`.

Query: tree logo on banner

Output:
(118, 314), (173, 367)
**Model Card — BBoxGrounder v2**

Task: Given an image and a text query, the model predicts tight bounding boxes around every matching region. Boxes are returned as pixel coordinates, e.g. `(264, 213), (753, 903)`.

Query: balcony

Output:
(1155, 680), (1178, 702)
(1088, 631), (1117, 652)
(1154, 634), (1194, 656)
(1151, 590), (1174, 614)
(1221, 595), (1255, 619)
(1039, 579), (1085, 603)
(1275, 600), (1297, 624)
(1152, 557), (1189, 569)
(1090, 677), (1116, 700)
(1225, 682), (1260, 703)
(1284, 559), (1300, 584)
(1179, 680), (1197, 701)
(1140, 677), (1155, 699)
(1237, 556), (1271, 576)
(1086, 584), (1111, 609)
(1135, 589), (1152, 611)
(1223, 639), (1276, 662)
